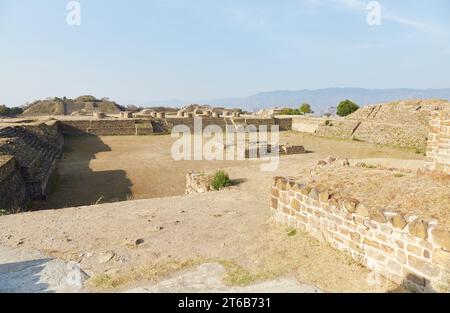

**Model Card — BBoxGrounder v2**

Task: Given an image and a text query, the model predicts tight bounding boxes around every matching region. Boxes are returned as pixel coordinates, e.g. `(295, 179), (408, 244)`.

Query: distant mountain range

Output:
(143, 88), (450, 112)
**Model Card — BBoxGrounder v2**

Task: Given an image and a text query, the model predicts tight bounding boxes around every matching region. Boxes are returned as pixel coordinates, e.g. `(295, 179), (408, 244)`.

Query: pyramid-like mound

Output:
(23, 96), (123, 116)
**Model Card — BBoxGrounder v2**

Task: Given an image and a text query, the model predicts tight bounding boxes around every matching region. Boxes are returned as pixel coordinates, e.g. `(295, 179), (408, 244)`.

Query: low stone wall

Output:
(58, 120), (150, 136)
(0, 156), (29, 212)
(58, 117), (291, 136)
(291, 117), (323, 133)
(425, 111), (450, 174)
(270, 177), (450, 292)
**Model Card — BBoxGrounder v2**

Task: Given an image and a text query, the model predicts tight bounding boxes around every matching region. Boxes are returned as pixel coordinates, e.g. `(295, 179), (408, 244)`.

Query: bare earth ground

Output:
(0, 132), (423, 292)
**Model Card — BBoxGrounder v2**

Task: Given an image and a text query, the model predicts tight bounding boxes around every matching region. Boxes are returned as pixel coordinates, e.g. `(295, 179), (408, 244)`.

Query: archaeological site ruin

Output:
(0, 97), (449, 293)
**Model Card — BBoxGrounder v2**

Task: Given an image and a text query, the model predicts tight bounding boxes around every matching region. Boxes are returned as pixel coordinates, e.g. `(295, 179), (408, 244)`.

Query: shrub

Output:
(280, 108), (302, 115)
(211, 170), (232, 191)
(337, 100), (359, 117)
(0, 105), (23, 116)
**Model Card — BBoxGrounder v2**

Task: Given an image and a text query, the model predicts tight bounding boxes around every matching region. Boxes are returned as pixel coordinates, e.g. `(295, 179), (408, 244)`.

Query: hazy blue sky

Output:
(1, 0), (449, 106)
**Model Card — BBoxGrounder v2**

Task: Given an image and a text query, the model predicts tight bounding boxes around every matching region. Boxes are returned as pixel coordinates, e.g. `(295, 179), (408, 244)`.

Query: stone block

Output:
(389, 214), (407, 230)
(355, 204), (370, 217)
(369, 209), (387, 224)
(431, 229), (450, 251)
(291, 198), (301, 211)
(408, 255), (440, 278)
(408, 219), (429, 240)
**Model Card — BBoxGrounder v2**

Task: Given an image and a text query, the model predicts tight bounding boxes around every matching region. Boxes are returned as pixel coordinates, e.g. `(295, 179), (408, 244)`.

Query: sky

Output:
(0, 0), (449, 106)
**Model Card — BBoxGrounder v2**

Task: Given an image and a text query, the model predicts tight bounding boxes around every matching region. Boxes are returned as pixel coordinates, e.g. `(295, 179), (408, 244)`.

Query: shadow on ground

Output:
(0, 258), (52, 293)
(31, 135), (133, 210)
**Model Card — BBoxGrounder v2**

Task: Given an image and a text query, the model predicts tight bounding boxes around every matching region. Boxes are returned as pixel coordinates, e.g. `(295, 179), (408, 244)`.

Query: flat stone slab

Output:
(0, 245), (87, 293)
(125, 263), (321, 293)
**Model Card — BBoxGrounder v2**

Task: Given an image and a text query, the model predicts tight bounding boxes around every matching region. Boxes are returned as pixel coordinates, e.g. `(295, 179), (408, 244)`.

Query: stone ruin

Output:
(270, 108), (450, 293)
(177, 104), (241, 118)
(316, 99), (450, 151)
(0, 121), (64, 212)
(119, 111), (133, 119)
(425, 110), (450, 174)
(185, 171), (213, 195)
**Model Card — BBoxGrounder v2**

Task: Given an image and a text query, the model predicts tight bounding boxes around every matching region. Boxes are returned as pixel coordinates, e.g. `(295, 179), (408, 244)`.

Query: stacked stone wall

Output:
(59, 117), (290, 136)
(0, 156), (28, 212)
(270, 177), (450, 292)
(425, 111), (450, 174)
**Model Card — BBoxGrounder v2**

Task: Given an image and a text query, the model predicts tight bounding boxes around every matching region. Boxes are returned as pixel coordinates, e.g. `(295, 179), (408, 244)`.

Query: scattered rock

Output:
(154, 225), (164, 231)
(325, 156), (337, 164)
(97, 251), (115, 264)
(317, 160), (327, 166)
(341, 158), (350, 166)
(135, 238), (145, 246)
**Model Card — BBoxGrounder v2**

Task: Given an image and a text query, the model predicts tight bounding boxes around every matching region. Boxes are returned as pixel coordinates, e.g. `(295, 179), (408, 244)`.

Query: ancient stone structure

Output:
(119, 111), (133, 119)
(0, 156), (28, 212)
(185, 171), (213, 194)
(279, 144), (306, 155)
(93, 111), (106, 119)
(270, 176), (450, 292)
(23, 95), (122, 116)
(316, 99), (450, 151)
(58, 119), (151, 136)
(0, 122), (64, 211)
(425, 110), (450, 174)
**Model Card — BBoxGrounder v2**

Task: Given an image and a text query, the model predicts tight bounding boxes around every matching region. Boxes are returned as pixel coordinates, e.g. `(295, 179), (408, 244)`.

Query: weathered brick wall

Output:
(58, 120), (146, 136)
(425, 111), (450, 174)
(0, 156), (28, 212)
(270, 177), (450, 292)
(58, 117), (290, 136)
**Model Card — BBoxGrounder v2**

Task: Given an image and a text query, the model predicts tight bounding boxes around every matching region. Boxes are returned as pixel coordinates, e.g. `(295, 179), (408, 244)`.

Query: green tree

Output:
(337, 99), (359, 117)
(299, 103), (313, 114)
(0, 105), (23, 116)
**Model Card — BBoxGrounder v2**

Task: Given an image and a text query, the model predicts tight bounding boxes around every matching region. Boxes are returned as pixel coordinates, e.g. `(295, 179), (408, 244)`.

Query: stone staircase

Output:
(0, 126), (62, 200)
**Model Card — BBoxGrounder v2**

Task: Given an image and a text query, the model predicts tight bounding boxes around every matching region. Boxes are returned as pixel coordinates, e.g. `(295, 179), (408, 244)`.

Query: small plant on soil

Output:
(0, 209), (8, 216)
(211, 170), (232, 191)
(287, 228), (297, 237)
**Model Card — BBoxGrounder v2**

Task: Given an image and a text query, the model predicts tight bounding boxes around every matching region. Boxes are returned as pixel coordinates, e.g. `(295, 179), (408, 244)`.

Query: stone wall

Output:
(316, 100), (450, 151)
(0, 156), (28, 212)
(0, 124), (63, 209)
(291, 117), (323, 133)
(58, 117), (291, 136)
(270, 177), (450, 292)
(58, 120), (148, 136)
(425, 111), (450, 174)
